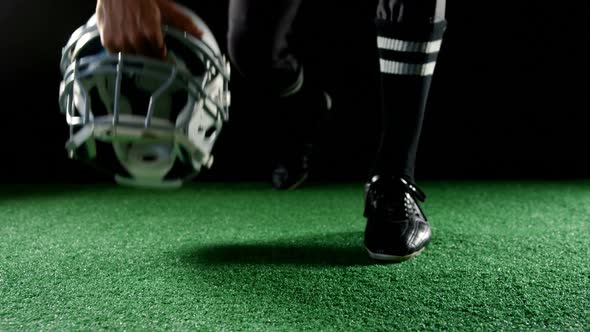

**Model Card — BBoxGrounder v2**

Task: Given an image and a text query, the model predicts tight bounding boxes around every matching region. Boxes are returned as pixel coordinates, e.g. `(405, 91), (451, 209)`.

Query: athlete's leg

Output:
(227, 0), (303, 96)
(373, 0), (447, 181)
(228, 0), (330, 190)
(364, 0), (447, 262)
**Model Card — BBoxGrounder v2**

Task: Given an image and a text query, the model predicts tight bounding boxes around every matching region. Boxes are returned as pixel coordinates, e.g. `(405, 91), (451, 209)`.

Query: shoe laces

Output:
(368, 176), (427, 221)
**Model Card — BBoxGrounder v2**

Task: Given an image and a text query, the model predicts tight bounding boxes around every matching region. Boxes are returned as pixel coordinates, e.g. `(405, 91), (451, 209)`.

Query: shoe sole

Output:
(286, 172), (309, 191)
(365, 247), (425, 262)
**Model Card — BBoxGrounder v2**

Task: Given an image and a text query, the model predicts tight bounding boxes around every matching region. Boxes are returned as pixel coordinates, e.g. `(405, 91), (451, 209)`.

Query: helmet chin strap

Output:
(111, 132), (178, 189)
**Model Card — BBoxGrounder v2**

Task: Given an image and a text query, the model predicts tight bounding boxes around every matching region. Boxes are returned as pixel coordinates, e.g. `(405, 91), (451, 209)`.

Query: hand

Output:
(96, 0), (204, 58)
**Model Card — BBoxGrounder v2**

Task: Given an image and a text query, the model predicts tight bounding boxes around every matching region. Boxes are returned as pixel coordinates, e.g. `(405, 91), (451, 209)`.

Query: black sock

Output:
(373, 20), (447, 182)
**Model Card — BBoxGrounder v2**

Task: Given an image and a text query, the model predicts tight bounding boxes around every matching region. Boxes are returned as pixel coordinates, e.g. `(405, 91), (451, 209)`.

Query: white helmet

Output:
(59, 6), (230, 188)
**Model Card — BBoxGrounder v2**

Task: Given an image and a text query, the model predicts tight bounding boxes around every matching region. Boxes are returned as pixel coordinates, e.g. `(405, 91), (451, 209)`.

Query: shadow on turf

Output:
(0, 185), (83, 201)
(180, 231), (380, 267)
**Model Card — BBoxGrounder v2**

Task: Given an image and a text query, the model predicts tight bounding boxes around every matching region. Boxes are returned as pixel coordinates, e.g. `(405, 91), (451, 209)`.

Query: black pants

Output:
(227, 0), (446, 95)
(227, 0), (447, 180)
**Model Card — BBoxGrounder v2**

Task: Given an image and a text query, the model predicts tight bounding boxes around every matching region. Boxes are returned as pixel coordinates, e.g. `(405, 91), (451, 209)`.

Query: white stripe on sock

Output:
(379, 59), (437, 76)
(377, 37), (442, 54)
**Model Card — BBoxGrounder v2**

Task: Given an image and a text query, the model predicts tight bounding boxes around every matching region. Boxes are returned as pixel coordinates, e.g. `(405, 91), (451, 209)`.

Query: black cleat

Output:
(271, 90), (332, 190)
(271, 143), (312, 190)
(364, 175), (431, 262)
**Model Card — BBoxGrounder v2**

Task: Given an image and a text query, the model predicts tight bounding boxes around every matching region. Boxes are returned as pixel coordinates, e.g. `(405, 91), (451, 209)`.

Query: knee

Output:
(227, 24), (276, 79)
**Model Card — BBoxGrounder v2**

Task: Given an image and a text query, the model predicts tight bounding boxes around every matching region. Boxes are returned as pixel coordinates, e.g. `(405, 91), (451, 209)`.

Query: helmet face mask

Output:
(59, 8), (230, 188)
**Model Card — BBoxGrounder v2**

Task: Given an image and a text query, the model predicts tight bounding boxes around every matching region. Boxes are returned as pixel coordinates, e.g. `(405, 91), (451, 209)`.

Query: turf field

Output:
(1, 181), (588, 330)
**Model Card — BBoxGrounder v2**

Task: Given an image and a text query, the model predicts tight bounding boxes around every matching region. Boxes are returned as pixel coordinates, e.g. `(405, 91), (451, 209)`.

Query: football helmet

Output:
(59, 6), (230, 188)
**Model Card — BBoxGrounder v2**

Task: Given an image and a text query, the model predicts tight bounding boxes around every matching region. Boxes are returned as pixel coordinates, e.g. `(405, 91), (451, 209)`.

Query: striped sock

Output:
(373, 20), (447, 181)
(377, 20), (446, 76)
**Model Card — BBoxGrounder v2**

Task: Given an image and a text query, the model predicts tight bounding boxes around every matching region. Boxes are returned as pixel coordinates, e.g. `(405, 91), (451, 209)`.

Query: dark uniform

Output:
(227, 0), (446, 181)
(226, 0), (448, 261)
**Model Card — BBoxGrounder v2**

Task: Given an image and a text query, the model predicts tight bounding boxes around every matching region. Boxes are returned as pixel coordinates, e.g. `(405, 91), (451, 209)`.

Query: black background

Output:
(0, 0), (588, 183)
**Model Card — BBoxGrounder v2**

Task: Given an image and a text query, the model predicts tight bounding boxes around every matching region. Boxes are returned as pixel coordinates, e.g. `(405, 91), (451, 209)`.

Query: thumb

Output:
(157, 0), (204, 39)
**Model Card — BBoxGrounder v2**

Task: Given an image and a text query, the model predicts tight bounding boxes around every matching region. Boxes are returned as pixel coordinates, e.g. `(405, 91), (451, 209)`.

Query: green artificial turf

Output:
(0, 181), (588, 330)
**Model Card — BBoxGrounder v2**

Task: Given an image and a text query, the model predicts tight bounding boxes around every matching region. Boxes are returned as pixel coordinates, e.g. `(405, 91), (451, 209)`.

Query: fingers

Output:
(96, 1), (118, 53)
(132, 11), (167, 58)
(137, 3), (167, 57)
(95, 0), (199, 59)
(96, 0), (167, 58)
(100, 29), (165, 58)
(157, 0), (204, 39)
